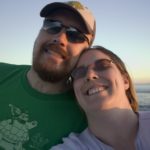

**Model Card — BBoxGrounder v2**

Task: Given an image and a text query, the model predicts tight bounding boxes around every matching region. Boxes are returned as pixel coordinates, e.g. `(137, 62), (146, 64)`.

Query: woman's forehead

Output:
(77, 50), (110, 66)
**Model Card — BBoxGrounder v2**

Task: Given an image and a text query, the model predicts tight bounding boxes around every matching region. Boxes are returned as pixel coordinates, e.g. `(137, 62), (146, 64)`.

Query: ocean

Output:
(135, 84), (150, 111)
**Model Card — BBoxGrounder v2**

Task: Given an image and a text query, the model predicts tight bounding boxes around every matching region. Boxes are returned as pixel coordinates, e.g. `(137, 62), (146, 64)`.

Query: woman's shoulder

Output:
(136, 111), (150, 148)
(138, 111), (150, 120)
(50, 128), (113, 150)
(50, 129), (88, 150)
(138, 111), (150, 132)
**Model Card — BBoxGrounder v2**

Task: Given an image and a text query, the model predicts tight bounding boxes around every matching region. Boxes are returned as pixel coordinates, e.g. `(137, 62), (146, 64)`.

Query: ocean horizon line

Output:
(135, 82), (150, 85)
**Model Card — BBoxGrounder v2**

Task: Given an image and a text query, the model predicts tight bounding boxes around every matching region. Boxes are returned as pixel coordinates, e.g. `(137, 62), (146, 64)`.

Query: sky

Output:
(0, 0), (150, 83)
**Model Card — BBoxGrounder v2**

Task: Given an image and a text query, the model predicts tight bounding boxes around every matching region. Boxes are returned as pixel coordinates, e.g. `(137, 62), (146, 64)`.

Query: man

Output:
(0, 1), (95, 149)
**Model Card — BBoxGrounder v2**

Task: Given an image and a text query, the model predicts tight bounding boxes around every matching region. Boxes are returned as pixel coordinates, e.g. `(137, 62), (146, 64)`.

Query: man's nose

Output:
(52, 29), (68, 47)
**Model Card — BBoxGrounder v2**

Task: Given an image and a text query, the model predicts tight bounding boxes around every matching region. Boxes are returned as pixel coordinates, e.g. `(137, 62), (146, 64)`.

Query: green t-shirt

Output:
(0, 63), (87, 150)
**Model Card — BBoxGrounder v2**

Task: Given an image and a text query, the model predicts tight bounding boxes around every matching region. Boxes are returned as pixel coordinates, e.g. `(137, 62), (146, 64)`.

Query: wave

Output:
(136, 90), (150, 93)
(139, 105), (150, 111)
(135, 84), (150, 93)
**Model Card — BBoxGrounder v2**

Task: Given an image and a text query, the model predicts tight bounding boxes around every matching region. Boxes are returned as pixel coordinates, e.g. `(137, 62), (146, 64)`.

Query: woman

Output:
(51, 46), (150, 150)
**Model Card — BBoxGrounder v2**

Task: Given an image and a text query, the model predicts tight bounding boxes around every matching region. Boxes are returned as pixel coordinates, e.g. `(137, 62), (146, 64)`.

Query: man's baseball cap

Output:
(40, 1), (96, 37)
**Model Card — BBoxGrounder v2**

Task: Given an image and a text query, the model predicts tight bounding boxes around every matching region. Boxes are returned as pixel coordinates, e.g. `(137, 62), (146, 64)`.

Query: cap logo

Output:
(67, 1), (84, 10)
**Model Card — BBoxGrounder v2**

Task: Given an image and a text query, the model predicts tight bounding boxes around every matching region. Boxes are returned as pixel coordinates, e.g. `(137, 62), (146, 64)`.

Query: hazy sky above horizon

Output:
(0, 0), (150, 83)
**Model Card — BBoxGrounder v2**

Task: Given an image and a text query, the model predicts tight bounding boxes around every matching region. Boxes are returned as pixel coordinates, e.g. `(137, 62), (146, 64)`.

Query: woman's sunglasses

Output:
(42, 19), (90, 45)
(71, 59), (113, 80)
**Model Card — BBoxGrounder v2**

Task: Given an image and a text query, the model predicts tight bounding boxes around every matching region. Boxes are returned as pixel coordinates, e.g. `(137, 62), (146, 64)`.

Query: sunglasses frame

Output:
(42, 19), (90, 45)
(71, 59), (113, 80)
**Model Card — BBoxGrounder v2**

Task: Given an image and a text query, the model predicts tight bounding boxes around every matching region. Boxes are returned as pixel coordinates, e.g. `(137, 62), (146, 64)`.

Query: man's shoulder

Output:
(0, 62), (30, 78)
(0, 62), (30, 71)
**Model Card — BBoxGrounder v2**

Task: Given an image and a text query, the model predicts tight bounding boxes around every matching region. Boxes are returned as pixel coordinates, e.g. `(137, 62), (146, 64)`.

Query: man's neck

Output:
(27, 68), (71, 94)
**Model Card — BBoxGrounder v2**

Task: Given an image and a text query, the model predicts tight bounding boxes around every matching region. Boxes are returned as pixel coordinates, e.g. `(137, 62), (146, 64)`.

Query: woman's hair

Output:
(79, 45), (138, 112)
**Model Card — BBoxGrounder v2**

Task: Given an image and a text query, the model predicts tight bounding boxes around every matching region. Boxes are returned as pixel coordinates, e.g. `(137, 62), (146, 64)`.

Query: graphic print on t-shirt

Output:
(0, 104), (39, 150)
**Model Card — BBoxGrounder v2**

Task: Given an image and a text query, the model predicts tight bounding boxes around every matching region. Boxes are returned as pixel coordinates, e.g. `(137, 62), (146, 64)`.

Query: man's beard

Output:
(32, 44), (72, 83)
(33, 59), (71, 83)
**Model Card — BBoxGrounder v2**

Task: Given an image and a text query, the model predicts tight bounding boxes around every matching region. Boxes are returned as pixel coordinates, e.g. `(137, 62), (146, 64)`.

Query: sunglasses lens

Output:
(47, 26), (61, 34)
(66, 28), (86, 43)
(43, 20), (62, 34)
(71, 66), (86, 80)
(95, 59), (112, 71)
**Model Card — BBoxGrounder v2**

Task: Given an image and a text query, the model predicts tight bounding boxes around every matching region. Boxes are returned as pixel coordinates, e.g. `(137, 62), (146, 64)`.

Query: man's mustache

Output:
(44, 43), (69, 59)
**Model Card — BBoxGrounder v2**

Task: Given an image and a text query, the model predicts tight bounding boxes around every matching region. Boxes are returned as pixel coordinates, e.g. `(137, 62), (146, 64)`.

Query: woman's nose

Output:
(85, 69), (99, 82)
